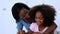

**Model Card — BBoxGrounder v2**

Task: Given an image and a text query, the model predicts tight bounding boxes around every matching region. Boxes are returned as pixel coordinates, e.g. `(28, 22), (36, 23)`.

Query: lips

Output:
(36, 22), (42, 25)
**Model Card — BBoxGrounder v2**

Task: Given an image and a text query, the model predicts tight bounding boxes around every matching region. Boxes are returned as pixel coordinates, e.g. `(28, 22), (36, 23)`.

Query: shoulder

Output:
(30, 22), (37, 29)
(29, 22), (38, 32)
(16, 18), (24, 24)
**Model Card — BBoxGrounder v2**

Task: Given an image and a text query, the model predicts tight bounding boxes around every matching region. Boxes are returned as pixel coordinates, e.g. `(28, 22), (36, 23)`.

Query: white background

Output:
(0, 0), (60, 34)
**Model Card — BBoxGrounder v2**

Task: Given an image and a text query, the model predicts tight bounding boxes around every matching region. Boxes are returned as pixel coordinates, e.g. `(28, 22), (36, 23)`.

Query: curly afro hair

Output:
(29, 4), (56, 26)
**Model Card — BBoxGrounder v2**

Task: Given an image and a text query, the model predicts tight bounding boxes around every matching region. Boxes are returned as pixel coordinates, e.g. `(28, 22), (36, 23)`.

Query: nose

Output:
(36, 19), (40, 22)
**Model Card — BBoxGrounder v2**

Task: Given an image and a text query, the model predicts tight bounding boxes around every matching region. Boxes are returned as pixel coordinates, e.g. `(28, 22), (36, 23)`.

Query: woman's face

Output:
(35, 11), (44, 26)
(24, 12), (30, 19)
(19, 8), (29, 18)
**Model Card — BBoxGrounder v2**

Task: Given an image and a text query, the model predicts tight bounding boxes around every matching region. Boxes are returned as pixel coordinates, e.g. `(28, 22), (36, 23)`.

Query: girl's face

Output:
(19, 8), (29, 18)
(35, 11), (44, 26)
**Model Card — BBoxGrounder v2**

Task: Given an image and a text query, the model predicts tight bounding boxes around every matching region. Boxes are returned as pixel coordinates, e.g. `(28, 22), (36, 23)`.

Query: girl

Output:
(28, 4), (56, 34)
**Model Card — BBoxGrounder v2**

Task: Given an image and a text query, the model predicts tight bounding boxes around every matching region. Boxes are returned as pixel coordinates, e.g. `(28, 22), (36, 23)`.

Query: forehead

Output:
(35, 11), (44, 17)
(22, 8), (29, 10)
(36, 11), (42, 15)
(21, 8), (29, 11)
(20, 8), (29, 12)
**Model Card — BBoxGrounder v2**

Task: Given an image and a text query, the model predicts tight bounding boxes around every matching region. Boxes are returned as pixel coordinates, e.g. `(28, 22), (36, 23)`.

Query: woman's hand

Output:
(32, 32), (40, 34)
(17, 30), (25, 34)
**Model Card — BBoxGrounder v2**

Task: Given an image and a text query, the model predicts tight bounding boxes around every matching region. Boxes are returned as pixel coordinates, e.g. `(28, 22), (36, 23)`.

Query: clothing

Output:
(17, 18), (30, 31)
(30, 23), (48, 33)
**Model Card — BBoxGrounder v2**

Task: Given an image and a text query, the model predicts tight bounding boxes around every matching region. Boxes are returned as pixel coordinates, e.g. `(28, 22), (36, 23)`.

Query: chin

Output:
(37, 23), (41, 25)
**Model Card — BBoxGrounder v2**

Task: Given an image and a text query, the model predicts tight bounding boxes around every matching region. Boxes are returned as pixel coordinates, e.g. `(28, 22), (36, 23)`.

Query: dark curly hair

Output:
(11, 3), (30, 22)
(29, 4), (56, 26)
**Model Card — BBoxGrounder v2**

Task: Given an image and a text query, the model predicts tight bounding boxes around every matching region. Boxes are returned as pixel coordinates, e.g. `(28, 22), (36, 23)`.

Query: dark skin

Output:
(17, 8), (29, 34)
(17, 17), (57, 34)
(27, 23), (56, 34)
(43, 23), (57, 34)
(27, 11), (57, 34)
(17, 30), (25, 34)
(17, 20), (57, 34)
(17, 9), (57, 34)
(17, 14), (57, 34)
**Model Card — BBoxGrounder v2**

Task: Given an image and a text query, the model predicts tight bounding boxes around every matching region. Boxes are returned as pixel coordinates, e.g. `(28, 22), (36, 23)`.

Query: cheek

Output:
(35, 17), (37, 22)
(35, 18), (43, 22)
(40, 20), (44, 23)
(19, 12), (26, 18)
(35, 19), (44, 25)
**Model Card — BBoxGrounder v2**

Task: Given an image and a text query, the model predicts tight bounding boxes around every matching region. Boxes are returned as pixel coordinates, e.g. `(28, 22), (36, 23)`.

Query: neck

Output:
(39, 24), (44, 28)
(38, 24), (45, 31)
